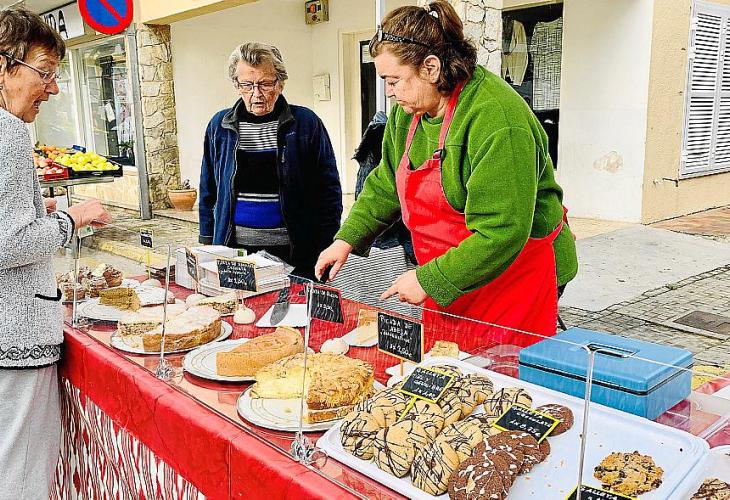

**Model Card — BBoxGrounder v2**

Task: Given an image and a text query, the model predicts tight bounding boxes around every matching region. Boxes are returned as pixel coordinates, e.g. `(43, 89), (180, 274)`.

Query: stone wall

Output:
(419, 0), (502, 74)
(136, 24), (180, 210)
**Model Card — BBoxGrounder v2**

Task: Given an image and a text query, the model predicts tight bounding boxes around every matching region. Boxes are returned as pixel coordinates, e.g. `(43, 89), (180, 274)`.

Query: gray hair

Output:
(228, 42), (288, 84)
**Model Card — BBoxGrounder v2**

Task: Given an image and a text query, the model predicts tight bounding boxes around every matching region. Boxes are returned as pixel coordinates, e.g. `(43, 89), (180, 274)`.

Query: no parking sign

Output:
(79, 0), (133, 35)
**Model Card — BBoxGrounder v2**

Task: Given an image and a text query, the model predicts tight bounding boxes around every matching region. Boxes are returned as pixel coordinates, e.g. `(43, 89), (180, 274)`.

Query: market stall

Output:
(52, 237), (730, 499)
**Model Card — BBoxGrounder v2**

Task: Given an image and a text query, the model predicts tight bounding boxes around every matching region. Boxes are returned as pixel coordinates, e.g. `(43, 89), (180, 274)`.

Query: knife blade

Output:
(270, 288), (290, 325)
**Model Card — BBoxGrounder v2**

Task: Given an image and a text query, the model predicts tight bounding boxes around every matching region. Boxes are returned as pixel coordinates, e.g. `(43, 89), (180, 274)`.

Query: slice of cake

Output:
(428, 340), (459, 358)
(118, 303), (188, 337)
(99, 287), (140, 311)
(140, 305), (221, 352)
(196, 292), (237, 315)
(216, 326), (304, 377)
(251, 353), (375, 423)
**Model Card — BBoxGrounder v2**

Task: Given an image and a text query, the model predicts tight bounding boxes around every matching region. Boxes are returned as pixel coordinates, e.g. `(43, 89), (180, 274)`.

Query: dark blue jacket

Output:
(198, 96), (342, 279)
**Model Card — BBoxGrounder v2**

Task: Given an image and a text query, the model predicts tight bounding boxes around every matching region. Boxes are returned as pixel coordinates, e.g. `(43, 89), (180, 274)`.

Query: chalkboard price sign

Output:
(565, 485), (637, 500)
(185, 249), (199, 282)
(377, 312), (423, 363)
(311, 286), (344, 323)
(399, 367), (454, 402)
(216, 259), (257, 292)
(493, 404), (559, 443)
(140, 229), (153, 249)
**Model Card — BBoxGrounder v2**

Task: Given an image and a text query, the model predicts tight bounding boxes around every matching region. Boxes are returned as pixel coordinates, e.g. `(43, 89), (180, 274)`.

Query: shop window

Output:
(681, 0), (730, 177)
(79, 39), (135, 166)
(35, 57), (80, 147)
(502, 3), (563, 167)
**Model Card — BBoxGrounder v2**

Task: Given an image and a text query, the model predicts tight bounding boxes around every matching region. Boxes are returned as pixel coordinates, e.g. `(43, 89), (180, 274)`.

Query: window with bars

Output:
(682, 0), (730, 177)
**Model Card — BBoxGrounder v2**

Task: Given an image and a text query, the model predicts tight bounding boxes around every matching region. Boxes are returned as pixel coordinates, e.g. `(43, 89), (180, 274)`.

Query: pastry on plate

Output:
(428, 340), (459, 358)
(134, 305), (221, 352)
(196, 292), (238, 314)
(99, 287), (140, 311)
(215, 326), (303, 377)
(251, 353), (374, 423)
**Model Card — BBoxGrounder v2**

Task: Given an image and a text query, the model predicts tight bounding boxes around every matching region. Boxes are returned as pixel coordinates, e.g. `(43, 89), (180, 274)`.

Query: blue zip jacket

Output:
(198, 96), (342, 279)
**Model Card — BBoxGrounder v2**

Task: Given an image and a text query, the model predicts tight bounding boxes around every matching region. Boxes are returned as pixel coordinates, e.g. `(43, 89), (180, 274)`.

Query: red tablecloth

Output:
(58, 281), (409, 499)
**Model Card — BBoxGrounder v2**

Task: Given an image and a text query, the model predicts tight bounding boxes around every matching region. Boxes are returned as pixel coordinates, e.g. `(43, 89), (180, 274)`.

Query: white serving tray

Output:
(317, 358), (708, 500)
(110, 321), (232, 355)
(670, 445), (730, 499)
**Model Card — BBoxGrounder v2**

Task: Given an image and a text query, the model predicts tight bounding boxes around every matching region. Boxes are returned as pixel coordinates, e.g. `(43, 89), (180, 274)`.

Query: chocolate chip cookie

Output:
(593, 451), (664, 496)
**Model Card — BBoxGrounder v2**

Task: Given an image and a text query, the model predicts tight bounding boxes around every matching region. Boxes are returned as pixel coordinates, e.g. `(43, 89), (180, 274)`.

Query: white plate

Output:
(110, 321), (232, 355)
(184, 341), (315, 382)
(341, 326), (377, 348)
(384, 352), (475, 377)
(317, 358), (708, 500)
(77, 296), (181, 322)
(183, 338), (257, 382)
(238, 381), (385, 432)
(671, 445), (730, 499)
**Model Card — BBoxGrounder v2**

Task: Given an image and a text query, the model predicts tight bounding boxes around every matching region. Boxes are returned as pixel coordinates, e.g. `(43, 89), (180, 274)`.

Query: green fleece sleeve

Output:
(335, 111), (403, 256)
(416, 127), (538, 306)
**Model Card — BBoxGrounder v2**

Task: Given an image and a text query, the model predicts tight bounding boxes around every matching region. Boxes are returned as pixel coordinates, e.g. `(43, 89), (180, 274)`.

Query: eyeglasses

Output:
(376, 25), (429, 49)
(235, 79), (279, 94)
(0, 53), (60, 84)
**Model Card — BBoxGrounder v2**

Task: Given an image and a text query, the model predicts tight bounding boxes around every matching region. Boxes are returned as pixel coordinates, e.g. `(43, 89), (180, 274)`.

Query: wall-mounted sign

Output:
(41, 2), (88, 41)
(79, 0), (133, 36)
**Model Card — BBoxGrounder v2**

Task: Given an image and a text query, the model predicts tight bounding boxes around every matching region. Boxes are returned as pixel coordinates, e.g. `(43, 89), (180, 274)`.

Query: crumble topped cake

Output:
(251, 353), (374, 423)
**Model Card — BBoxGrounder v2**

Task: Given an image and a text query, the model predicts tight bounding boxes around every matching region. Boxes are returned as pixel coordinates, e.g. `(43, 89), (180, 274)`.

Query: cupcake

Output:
(63, 283), (86, 301)
(103, 266), (123, 287)
(88, 276), (108, 298)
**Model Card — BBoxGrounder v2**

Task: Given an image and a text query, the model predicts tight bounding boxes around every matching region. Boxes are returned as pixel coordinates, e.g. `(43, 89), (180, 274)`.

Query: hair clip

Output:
(429, 10), (439, 19)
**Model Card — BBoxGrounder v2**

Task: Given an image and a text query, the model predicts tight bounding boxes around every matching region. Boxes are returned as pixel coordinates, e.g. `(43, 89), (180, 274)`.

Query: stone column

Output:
(136, 24), (180, 210)
(419, 0), (502, 75)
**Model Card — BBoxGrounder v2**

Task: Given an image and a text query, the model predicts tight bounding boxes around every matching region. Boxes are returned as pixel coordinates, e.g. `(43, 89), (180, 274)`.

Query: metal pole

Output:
(126, 24), (153, 220)
(375, 0), (387, 113)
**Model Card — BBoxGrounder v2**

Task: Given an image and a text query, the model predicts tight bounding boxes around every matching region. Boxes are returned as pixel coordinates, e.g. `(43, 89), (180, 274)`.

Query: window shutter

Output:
(714, 16), (730, 167)
(682, 7), (722, 175)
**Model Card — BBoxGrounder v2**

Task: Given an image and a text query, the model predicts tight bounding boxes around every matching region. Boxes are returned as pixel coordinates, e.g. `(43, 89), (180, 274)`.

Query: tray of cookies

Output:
(317, 358), (708, 500)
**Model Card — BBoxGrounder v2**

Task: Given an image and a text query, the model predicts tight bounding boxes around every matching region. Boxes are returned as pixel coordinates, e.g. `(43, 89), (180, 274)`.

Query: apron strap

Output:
(547, 220), (564, 244)
(404, 80), (467, 162)
(437, 80), (466, 154)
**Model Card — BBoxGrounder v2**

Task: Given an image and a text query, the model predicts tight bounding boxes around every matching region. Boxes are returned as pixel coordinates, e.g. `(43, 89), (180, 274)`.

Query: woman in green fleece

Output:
(316, 1), (578, 343)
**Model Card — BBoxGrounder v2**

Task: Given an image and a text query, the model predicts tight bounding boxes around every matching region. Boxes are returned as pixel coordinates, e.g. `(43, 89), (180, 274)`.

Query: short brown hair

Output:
(369, 1), (477, 93)
(0, 7), (66, 74)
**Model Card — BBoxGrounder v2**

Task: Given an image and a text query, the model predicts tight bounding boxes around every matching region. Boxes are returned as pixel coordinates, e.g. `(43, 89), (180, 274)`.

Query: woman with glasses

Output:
(316, 1), (577, 345)
(0, 7), (111, 499)
(199, 42), (342, 279)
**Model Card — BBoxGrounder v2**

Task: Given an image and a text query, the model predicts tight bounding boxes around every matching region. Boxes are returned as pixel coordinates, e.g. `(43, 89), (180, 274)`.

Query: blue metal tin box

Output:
(518, 328), (693, 420)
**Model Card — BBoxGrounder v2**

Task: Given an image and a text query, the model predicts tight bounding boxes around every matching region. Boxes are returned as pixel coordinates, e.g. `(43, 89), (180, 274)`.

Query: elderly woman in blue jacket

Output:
(199, 42), (342, 279)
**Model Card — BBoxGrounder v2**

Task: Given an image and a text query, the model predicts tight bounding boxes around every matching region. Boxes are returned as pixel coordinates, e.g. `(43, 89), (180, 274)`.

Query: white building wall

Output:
(557, 0), (654, 222)
(171, 0), (412, 193)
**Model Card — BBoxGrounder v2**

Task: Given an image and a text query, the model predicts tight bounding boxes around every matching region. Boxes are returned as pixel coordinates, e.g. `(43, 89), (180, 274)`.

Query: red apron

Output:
(395, 81), (564, 347)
